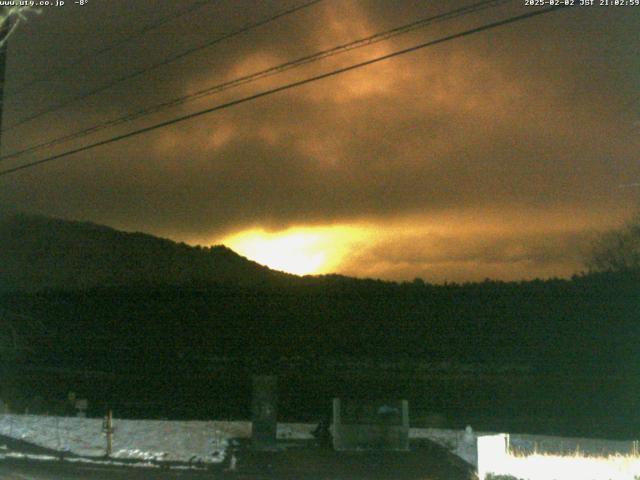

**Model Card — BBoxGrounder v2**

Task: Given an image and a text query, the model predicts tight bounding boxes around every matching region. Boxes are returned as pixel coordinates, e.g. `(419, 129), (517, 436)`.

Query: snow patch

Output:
(0, 414), (254, 464)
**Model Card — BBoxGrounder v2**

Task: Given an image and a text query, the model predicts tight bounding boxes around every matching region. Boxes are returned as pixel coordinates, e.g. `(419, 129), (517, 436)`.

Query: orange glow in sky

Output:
(221, 226), (365, 275)
(215, 210), (619, 281)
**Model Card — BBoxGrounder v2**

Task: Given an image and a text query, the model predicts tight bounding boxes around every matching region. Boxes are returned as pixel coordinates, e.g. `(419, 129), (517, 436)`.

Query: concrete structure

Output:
(75, 399), (88, 418)
(477, 434), (510, 480)
(251, 375), (278, 450)
(332, 398), (409, 451)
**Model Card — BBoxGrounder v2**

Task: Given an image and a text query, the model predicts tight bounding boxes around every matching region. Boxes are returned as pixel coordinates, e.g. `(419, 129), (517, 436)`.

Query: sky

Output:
(0, 0), (638, 282)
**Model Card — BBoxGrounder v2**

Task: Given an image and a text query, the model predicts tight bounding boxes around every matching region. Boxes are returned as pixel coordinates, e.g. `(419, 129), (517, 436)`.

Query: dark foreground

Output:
(0, 441), (476, 480)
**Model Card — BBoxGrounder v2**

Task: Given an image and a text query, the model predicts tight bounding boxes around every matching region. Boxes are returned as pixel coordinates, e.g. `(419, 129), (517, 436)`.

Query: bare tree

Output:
(587, 213), (640, 272)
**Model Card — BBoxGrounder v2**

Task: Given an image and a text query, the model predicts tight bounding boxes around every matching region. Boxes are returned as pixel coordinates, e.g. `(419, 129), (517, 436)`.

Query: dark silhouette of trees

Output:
(0, 309), (43, 409)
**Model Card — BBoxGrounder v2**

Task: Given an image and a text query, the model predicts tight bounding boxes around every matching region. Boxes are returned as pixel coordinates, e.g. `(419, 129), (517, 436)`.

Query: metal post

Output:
(103, 409), (113, 457)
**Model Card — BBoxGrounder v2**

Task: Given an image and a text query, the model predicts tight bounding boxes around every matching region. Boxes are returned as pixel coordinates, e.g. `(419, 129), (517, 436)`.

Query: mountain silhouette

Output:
(0, 213), (292, 292)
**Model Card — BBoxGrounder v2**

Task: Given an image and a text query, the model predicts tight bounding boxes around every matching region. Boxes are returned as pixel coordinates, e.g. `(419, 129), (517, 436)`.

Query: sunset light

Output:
(0, 1), (637, 478)
(221, 226), (364, 276)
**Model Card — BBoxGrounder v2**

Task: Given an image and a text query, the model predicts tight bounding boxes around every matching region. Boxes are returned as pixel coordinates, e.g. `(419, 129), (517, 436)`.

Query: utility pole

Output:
(0, 7), (35, 410)
(0, 7), (12, 151)
(0, 6), (38, 152)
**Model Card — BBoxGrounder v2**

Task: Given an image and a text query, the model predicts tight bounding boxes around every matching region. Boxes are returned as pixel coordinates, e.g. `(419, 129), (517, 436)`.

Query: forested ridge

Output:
(1, 213), (638, 436)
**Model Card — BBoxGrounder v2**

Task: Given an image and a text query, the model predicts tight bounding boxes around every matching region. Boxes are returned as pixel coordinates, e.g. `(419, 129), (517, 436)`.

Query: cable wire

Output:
(4, 0), (217, 100)
(3, 0), (323, 132)
(0, 5), (567, 178)
(0, 0), (507, 163)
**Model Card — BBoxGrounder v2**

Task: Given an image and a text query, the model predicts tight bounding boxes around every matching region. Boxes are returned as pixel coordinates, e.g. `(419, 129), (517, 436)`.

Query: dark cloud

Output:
(0, 0), (638, 281)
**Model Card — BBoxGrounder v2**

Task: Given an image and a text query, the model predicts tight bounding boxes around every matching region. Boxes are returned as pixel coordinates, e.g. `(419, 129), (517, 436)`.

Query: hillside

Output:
(0, 213), (292, 292)
(1, 213), (639, 438)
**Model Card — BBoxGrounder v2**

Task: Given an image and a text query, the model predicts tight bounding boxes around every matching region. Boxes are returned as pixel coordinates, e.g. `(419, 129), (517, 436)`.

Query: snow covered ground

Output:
(0, 415), (236, 463)
(0, 415), (325, 465)
(2, 413), (633, 480)
(0, 414), (481, 467)
(412, 426), (482, 465)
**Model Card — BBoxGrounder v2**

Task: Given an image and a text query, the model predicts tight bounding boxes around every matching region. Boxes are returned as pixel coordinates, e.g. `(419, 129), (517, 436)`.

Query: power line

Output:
(0, 5), (567, 178)
(3, 0), (323, 132)
(4, 0), (217, 100)
(0, 0), (506, 163)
